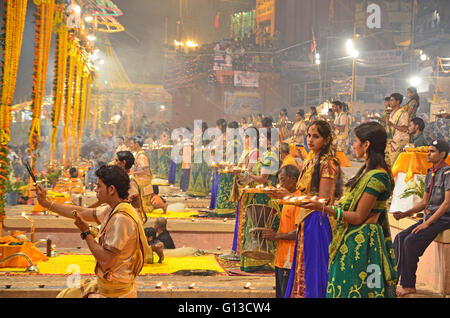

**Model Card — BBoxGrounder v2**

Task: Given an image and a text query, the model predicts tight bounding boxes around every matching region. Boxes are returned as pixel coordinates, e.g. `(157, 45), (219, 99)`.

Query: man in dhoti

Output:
(131, 136), (168, 213)
(332, 101), (350, 153)
(35, 165), (148, 298)
(386, 93), (409, 165)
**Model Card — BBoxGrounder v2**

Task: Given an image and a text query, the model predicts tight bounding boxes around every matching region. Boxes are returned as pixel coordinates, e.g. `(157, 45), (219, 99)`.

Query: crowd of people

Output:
(8, 80), (448, 299)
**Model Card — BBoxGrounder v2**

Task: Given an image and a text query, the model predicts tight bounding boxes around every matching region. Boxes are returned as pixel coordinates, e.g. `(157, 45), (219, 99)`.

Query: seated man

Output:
(35, 165), (148, 298)
(144, 227), (164, 264)
(393, 139), (450, 297)
(263, 164), (301, 298)
(280, 142), (300, 169)
(89, 151), (167, 223)
(53, 167), (84, 195)
(154, 217), (175, 249)
(408, 117), (427, 147)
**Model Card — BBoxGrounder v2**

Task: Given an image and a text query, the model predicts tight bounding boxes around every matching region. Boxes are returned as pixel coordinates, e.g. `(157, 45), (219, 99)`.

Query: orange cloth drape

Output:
(32, 194), (70, 213)
(305, 151), (351, 167)
(53, 178), (84, 194)
(289, 144), (308, 160)
(281, 154), (300, 170)
(0, 236), (48, 268)
(336, 151), (351, 167)
(392, 152), (450, 182)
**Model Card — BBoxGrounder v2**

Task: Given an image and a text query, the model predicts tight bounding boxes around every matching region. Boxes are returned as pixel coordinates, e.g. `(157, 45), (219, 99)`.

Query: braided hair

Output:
(309, 120), (343, 198)
(346, 122), (394, 193)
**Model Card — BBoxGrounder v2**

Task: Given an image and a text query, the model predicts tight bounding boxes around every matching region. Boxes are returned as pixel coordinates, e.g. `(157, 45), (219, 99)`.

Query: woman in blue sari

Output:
(209, 119), (227, 209)
(301, 122), (397, 298)
(284, 120), (343, 298)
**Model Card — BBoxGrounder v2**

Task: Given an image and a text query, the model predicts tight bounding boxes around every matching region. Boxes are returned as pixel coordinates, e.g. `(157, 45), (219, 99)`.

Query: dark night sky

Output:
(8, 0), (253, 104)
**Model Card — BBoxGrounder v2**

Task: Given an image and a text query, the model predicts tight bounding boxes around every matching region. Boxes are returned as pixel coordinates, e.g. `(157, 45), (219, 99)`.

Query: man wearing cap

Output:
(392, 139), (450, 297)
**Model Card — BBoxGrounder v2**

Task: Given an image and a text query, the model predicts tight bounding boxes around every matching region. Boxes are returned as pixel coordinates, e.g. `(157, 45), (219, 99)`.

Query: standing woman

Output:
(187, 122), (211, 197)
(284, 120), (343, 298)
(157, 129), (171, 180)
(168, 135), (181, 186)
(278, 108), (290, 141)
(290, 110), (306, 146)
(403, 87), (420, 120)
(130, 137), (168, 215)
(209, 119), (227, 209)
(230, 128), (260, 256)
(215, 121), (239, 216)
(148, 135), (159, 177)
(308, 106), (318, 122)
(302, 122), (398, 298)
(240, 129), (281, 272)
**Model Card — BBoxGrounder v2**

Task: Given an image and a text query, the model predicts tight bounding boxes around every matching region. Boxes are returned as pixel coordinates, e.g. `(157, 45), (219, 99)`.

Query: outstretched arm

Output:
(35, 184), (98, 223)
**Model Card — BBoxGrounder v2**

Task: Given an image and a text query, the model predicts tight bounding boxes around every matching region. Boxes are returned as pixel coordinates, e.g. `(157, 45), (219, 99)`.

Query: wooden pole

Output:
(0, 215), (4, 237)
(351, 21), (356, 102)
(127, 99), (131, 135)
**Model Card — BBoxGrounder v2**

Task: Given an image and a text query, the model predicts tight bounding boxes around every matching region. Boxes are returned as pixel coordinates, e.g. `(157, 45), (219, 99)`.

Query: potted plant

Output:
(5, 174), (24, 206)
(400, 176), (425, 218)
(37, 164), (62, 188)
(400, 176), (425, 199)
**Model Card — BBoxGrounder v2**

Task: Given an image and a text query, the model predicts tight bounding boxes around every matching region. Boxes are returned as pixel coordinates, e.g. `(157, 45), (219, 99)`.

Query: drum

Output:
(242, 204), (278, 261)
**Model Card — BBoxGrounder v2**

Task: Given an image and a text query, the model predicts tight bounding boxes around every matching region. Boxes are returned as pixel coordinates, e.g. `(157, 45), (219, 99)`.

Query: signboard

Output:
(234, 71), (259, 88)
(360, 49), (403, 65)
(213, 42), (233, 71)
(224, 91), (261, 116)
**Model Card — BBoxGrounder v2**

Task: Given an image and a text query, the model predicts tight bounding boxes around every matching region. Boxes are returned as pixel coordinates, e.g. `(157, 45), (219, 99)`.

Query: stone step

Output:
(0, 288), (274, 298)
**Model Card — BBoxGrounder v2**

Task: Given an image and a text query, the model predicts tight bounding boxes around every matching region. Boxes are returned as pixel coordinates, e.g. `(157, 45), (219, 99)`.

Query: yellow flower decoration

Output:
(359, 271), (367, 281)
(339, 244), (348, 255)
(355, 233), (365, 244)
(390, 248), (395, 259)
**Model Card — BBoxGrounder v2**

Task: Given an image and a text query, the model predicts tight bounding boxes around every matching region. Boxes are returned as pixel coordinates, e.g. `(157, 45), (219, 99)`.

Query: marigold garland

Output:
(0, 0), (28, 220)
(63, 40), (76, 165)
(29, 0), (55, 172)
(92, 94), (98, 133)
(76, 72), (89, 160)
(50, 3), (68, 166)
(70, 55), (82, 161)
(84, 76), (93, 131)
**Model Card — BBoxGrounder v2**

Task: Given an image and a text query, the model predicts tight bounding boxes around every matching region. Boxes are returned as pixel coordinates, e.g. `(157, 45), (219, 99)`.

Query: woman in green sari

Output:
(149, 146), (159, 176)
(402, 87), (420, 120)
(187, 122), (211, 197)
(230, 129), (260, 256)
(239, 128), (281, 272)
(302, 122), (398, 298)
(158, 130), (171, 180)
(215, 121), (240, 216)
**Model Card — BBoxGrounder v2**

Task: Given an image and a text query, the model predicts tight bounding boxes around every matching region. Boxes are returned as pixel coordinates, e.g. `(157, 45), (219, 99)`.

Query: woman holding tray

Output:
(283, 120), (343, 298)
(301, 122), (398, 298)
(233, 128), (281, 272)
(187, 122), (211, 197)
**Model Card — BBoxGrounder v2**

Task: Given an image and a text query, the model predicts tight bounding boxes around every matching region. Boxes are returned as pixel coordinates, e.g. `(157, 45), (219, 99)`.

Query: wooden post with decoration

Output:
(0, 0), (28, 234)
(29, 0), (55, 175)
(51, 3), (69, 166)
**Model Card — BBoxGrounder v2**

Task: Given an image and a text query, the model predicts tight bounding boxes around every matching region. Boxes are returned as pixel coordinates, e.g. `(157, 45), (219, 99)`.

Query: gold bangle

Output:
(49, 201), (55, 210)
